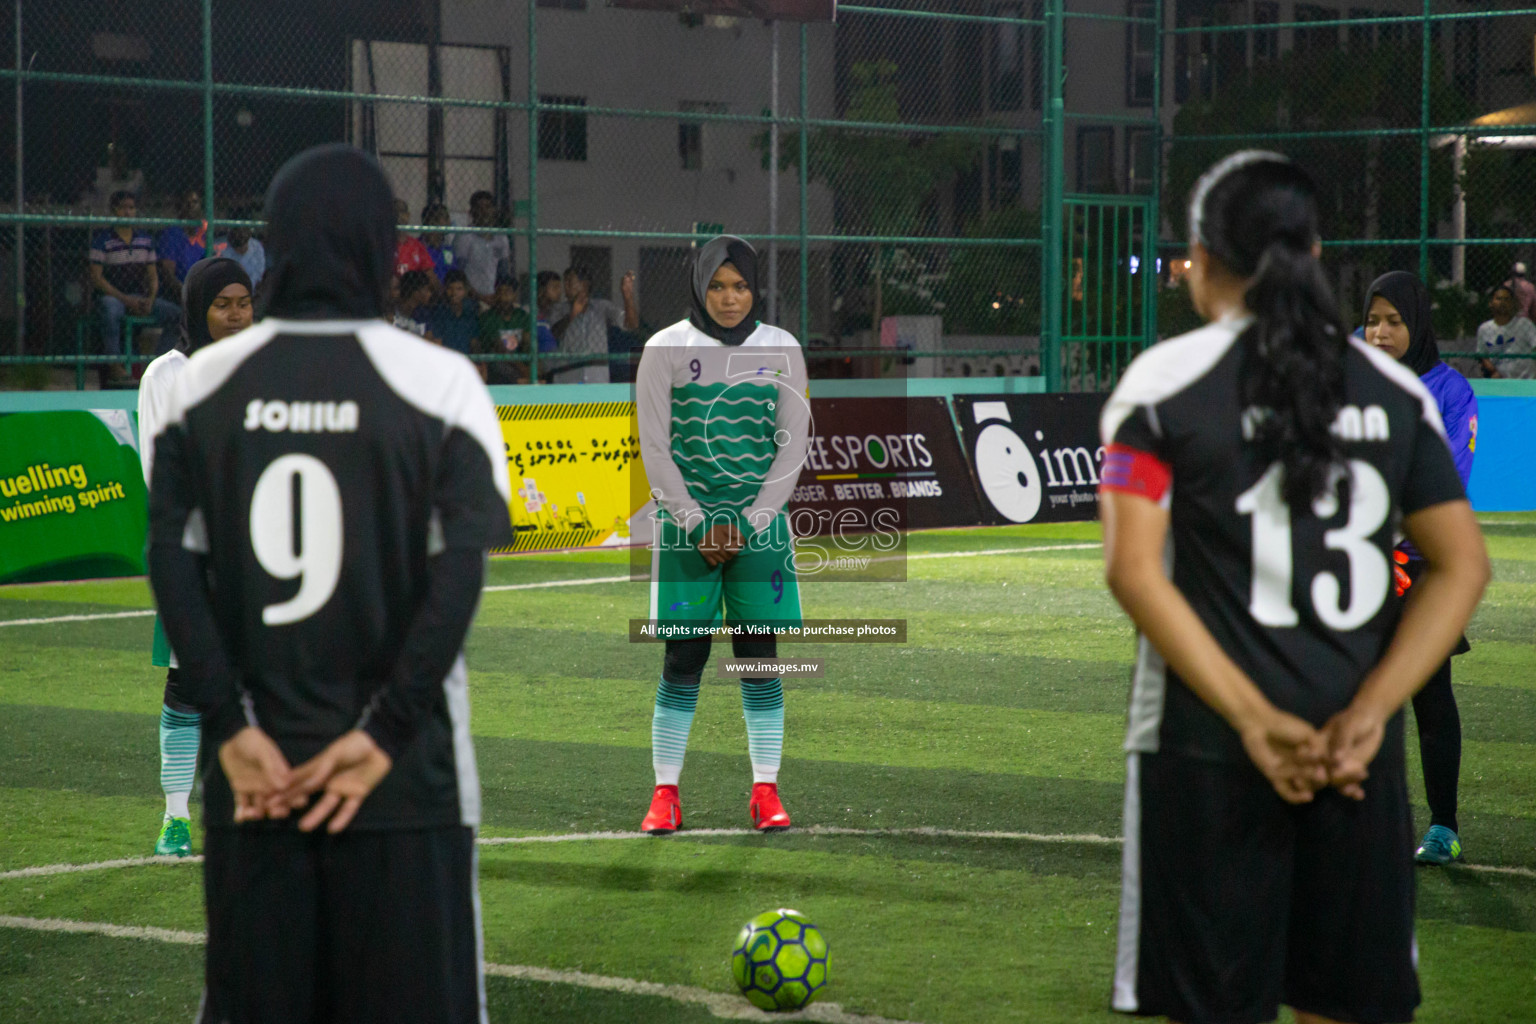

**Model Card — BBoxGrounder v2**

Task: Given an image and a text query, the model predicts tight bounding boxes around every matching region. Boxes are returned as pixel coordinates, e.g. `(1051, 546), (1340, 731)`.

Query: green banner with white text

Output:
(0, 410), (148, 584)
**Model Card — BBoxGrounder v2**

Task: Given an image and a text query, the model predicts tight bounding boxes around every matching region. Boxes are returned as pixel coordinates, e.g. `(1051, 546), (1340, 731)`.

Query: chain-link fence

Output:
(6, 2), (1528, 391)
(1161, 1), (1536, 380)
(2, 1), (1075, 389)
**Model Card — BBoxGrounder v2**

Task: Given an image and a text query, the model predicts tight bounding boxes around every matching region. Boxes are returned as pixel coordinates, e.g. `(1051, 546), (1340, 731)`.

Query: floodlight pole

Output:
(14, 0), (23, 357)
(1042, 0), (1065, 393)
(203, 0), (215, 252)
(1450, 134), (1466, 285)
(768, 19), (780, 326)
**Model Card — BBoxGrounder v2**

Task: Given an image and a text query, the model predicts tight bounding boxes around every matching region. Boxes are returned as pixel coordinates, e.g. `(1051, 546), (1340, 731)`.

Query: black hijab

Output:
(1364, 270), (1440, 376)
(178, 256), (252, 354)
(689, 235), (764, 345)
(257, 144), (395, 321)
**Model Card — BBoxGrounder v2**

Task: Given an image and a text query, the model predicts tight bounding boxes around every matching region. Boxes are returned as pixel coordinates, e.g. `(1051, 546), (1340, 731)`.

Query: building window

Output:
(1347, 8), (1374, 49)
(679, 123), (702, 171)
(1077, 126), (1115, 194)
(1126, 128), (1154, 195)
(989, 136), (1023, 205)
(538, 95), (587, 161)
(1029, 0), (1045, 110)
(1174, 17), (1211, 103)
(678, 101), (725, 171)
(956, 20), (984, 116)
(1253, 2), (1279, 62)
(1126, 0), (1156, 107)
(992, 4), (1025, 111)
(1452, 21), (1478, 102)
(1295, 5), (1338, 53)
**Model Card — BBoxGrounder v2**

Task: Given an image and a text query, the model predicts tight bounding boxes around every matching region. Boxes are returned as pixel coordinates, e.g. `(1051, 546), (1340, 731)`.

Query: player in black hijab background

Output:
(147, 144), (513, 1024)
(1098, 151), (1488, 1024)
(140, 256), (254, 859)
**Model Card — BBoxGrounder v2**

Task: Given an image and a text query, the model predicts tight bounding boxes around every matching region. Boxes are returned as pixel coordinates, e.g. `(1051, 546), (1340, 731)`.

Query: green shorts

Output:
(649, 512), (802, 638)
(151, 612), (176, 669)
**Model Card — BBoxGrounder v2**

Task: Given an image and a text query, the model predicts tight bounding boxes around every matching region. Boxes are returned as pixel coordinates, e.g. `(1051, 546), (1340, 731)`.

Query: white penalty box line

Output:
(0, 914), (920, 1024)
(4, 827), (1532, 881)
(0, 542), (1103, 628)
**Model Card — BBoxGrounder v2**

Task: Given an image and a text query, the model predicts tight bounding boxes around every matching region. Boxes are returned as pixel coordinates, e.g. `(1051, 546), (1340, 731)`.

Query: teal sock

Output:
(740, 678), (784, 784)
(652, 678), (699, 787)
(159, 705), (200, 818)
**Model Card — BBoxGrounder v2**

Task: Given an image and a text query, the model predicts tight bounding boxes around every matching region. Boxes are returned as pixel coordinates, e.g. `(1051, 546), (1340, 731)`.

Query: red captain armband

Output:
(1099, 443), (1172, 502)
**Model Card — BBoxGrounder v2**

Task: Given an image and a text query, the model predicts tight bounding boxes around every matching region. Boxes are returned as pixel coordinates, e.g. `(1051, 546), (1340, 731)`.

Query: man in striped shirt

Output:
(88, 191), (180, 387)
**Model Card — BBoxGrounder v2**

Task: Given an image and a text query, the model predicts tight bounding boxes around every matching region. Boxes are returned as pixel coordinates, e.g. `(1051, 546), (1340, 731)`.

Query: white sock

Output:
(164, 792), (191, 820)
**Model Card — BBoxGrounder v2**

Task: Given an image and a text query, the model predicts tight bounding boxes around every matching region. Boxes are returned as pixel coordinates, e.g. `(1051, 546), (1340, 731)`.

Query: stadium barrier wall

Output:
(1, 379), (1531, 584)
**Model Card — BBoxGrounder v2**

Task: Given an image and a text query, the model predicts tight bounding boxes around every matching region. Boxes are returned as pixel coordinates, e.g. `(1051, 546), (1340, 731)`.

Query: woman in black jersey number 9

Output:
(1097, 151), (1488, 1024)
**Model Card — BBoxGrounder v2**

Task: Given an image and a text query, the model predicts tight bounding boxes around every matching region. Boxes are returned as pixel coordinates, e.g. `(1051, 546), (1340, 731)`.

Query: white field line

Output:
(0, 914), (205, 945)
(0, 543), (1102, 627)
(9, 831), (1532, 882)
(0, 608), (156, 628)
(0, 913), (919, 1023)
(902, 542), (1101, 561)
(0, 854), (202, 880)
(481, 962), (920, 1023)
(478, 825), (1121, 846)
(482, 574), (631, 592)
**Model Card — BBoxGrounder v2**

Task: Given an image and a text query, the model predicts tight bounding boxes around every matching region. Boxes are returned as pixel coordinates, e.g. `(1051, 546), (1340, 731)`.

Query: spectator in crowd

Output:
(157, 189), (208, 299)
(555, 265), (638, 383)
(212, 209), (266, 288)
(1508, 261), (1535, 320)
(474, 274), (529, 385)
(394, 198), (435, 282)
(421, 202), (457, 284)
(89, 190), (180, 387)
(536, 270), (567, 349)
(1477, 282), (1536, 380)
(393, 269), (437, 341)
(426, 268), (480, 356)
(453, 190), (512, 303)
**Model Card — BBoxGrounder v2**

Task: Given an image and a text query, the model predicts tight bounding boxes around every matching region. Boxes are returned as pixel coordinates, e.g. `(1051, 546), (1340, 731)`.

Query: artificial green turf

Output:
(1, 521), (1534, 1022)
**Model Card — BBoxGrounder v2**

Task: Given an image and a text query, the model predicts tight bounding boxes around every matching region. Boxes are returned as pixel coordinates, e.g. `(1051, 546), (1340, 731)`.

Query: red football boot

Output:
(749, 782), (791, 831)
(641, 784), (682, 835)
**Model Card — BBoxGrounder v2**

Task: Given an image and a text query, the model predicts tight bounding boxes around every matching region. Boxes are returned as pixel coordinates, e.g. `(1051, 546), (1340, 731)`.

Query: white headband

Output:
(1187, 149), (1291, 247)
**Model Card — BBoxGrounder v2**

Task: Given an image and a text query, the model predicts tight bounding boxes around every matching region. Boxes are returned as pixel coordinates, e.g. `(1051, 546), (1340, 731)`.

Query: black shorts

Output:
(199, 825), (484, 1024)
(163, 667), (198, 715)
(1112, 750), (1419, 1024)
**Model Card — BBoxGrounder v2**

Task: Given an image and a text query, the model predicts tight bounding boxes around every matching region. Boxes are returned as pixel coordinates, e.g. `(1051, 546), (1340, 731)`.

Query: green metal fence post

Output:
(799, 22), (810, 349)
(527, 0), (539, 384)
(1418, 0), (1430, 280)
(1144, 0), (1162, 352)
(1042, 0), (1065, 392)
(204, 0), (215, 256)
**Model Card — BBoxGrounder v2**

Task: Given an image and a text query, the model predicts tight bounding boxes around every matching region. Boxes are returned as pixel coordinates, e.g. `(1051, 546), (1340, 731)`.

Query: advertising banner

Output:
(496, 401), (652, 552)
(1468, 396), (1536, 512)
(791, 396), (981, 530)
(0, 410), (149, 584)
(952, 394), (1109, 525)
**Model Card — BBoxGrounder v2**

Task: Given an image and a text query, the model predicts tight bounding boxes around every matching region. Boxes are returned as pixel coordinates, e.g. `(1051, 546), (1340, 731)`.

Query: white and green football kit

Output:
(637, 319), (811, 637)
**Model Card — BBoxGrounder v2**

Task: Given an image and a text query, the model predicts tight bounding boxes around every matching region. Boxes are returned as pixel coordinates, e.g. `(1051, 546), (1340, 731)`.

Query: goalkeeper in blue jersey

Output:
(635, 235), (811, 834)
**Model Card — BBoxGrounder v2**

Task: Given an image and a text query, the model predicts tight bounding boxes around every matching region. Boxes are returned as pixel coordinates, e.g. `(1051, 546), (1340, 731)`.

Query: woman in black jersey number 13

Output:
(1098, 151), (1488, 1024)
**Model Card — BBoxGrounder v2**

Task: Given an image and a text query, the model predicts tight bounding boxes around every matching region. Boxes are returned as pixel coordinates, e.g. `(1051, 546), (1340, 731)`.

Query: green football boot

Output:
(1414, 825), (1462, 865)
(154, 816), (193, 858)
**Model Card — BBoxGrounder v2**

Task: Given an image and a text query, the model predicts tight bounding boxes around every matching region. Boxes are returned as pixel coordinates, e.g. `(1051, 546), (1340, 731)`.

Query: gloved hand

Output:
(1392, 550), (1412, 598)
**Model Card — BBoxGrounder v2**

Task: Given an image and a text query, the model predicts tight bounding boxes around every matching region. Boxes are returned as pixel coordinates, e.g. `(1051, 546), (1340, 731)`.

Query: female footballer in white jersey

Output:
(137, 256), (253, 856)
(1099, 152), (1488, 1024)
(634, 235), (811, 835)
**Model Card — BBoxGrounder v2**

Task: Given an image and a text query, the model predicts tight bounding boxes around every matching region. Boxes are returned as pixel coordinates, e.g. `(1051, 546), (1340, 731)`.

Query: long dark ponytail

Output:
(1190, 151), (1347, 508)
